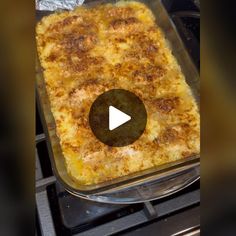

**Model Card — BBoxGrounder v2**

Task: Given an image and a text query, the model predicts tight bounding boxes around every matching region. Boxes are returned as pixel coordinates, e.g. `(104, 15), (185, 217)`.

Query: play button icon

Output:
(89, 89), (147, 147)
(109, 106), (131, 131)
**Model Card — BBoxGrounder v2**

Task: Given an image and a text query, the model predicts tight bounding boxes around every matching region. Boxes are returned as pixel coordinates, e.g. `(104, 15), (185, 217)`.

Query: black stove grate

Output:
(36, 0), (200, 235)
(49, 180), (199, 235)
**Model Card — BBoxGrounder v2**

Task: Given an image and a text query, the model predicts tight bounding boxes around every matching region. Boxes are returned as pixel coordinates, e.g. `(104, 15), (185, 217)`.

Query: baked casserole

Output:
(36, 1), (200, 185)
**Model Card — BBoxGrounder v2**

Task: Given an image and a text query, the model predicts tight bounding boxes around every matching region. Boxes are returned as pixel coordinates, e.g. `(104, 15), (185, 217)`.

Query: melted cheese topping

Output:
(36, 1), (200, 185)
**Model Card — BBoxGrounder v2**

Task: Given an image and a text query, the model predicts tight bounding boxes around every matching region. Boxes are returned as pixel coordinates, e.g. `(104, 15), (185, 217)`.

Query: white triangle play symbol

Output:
(109, 106), (131, 131)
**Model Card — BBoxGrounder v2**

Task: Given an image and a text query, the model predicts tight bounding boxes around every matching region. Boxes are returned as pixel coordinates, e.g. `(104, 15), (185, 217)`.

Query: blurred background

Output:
(201, 0), (236, 235)
(0, 0), (235, 235)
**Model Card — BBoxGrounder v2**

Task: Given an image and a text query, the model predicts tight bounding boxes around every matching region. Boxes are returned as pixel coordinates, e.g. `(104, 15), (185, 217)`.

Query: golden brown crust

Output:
(36, 1), (200, 185)
(155, 97), (180, 113)
(110, 17), (140, 30)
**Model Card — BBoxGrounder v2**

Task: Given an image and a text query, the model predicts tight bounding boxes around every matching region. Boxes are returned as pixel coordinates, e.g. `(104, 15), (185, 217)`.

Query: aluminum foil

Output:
(36, 0), (85, 11)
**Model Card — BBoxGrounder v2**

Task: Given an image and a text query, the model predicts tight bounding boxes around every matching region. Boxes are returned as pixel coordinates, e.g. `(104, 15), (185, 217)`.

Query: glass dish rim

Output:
(36, 0), (200, 195)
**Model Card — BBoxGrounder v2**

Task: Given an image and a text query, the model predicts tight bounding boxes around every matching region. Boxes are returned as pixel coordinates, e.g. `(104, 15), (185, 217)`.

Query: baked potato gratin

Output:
(36, 1), (200, 185)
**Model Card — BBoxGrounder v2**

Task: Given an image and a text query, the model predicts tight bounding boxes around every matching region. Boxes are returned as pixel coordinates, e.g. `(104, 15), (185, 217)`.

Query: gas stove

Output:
(36, 0), (200, 235)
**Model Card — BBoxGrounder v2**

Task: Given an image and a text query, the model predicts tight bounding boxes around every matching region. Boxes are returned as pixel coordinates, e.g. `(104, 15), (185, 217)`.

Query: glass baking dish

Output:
(36, 0), (200, 203)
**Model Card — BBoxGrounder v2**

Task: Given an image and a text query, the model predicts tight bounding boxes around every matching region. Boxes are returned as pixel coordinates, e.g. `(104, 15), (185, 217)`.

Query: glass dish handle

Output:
(87, 165), (199, 204)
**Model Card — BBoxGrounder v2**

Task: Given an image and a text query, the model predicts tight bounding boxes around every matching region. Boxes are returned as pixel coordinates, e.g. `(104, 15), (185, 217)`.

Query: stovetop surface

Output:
(36, 0), (200, 235)
(48, 180), (199, 235)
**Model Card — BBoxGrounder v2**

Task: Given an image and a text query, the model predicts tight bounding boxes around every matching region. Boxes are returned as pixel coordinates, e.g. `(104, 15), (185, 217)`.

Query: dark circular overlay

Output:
(89, 89), (147, 147)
